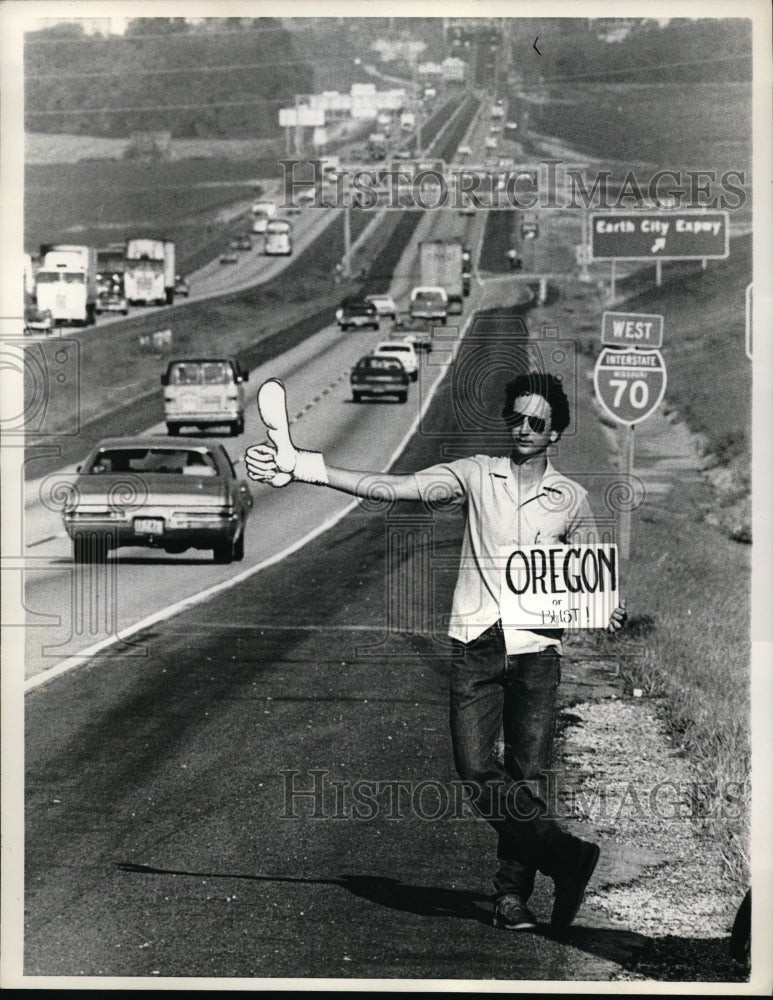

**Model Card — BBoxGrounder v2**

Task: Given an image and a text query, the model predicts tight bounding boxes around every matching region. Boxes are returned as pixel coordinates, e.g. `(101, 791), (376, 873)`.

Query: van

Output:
(264, 219), (293, 256)
(162, 357), (249, 437)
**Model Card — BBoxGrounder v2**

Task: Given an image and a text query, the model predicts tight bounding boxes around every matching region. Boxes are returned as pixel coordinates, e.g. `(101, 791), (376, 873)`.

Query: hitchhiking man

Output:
(245, 371), (627, 931)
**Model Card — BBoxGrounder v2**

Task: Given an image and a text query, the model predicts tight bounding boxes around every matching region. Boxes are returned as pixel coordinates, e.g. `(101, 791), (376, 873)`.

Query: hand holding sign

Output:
(245, 379), (328, 487)
(606, 597), (628, 635)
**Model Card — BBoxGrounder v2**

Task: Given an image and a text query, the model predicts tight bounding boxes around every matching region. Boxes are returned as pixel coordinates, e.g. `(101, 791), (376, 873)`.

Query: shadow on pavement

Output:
(116, 862), (748, 981)
(117, 863), (490, 924)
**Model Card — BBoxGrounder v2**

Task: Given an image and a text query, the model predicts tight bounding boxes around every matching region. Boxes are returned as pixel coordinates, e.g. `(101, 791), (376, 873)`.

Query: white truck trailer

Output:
(124, 238), (176, 306)
(417, 239), (464, 304)
(35, 244), (98, 326)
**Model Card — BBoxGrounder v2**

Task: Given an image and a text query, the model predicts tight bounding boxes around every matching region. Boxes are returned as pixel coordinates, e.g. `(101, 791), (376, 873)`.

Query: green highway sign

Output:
(590, 211), (729, 260)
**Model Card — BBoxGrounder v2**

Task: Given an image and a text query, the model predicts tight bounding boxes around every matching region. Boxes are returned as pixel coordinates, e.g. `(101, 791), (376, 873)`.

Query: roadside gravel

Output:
(555, 659), (749, 983)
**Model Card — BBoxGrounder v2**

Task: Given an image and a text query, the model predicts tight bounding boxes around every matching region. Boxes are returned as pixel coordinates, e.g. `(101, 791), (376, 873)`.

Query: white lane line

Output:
(23, 312), (469, 694)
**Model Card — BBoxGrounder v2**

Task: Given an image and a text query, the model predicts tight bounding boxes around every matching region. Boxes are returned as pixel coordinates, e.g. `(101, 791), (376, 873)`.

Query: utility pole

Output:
(294, 93), (303, 157)
(342, 207), (352, 278)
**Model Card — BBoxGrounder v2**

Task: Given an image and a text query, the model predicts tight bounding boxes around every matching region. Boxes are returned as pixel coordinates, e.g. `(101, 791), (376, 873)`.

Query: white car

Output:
(485, 136), (498, 150)
(365, 294), (398, 321)
(374, 340), (419, 382)
(457, 145), (472, 159)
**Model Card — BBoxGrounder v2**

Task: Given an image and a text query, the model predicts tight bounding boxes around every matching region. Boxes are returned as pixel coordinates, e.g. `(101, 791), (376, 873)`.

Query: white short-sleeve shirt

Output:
(413, 455), (598, 655)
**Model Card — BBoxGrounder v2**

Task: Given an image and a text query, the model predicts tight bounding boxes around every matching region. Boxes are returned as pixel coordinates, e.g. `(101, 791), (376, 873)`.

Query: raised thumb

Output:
(258, 379), (296, 475)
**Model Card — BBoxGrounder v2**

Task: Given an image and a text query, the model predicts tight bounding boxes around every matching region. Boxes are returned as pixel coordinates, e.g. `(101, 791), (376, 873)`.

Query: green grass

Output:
(565, 235), (753, 885)
(526, 83), (751, 178)
(621, 476), (750, 883)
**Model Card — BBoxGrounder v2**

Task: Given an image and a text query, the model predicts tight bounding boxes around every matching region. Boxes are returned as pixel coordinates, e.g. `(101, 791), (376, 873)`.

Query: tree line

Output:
(24, 18), (315, 138)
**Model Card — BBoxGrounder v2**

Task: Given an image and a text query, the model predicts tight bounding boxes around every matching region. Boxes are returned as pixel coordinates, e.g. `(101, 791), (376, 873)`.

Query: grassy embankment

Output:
(525, 82), (753, 884)
(567, 245), (751, 887)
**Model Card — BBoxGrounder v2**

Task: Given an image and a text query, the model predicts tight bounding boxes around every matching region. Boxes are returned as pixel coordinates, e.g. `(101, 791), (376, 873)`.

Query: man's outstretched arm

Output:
(245, 441), (423, 501)
(245, 378), (422, 501)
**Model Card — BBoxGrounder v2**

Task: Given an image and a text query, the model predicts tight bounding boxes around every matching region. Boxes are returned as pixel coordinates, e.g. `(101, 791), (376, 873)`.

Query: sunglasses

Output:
(504, 411), (548, 434)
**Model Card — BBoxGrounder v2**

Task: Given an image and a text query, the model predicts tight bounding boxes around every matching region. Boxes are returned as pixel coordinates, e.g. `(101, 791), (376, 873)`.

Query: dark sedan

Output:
(63, 438), (253, 564)
(350, 355), (409, 403)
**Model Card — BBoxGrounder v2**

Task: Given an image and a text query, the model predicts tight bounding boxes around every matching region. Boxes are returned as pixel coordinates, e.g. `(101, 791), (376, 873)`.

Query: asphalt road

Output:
(20, 97), (487, 683)
(19, 90), (638, 983)
(21, 205), (491, 681)
(23, 300), (642, 983)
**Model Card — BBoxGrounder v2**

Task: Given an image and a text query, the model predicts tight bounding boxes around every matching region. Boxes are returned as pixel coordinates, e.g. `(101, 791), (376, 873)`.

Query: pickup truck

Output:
(409, 286), (448, 324)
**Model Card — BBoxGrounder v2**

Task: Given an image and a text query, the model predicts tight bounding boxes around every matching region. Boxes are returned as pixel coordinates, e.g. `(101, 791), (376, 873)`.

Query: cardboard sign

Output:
(499, 544), (619, 630)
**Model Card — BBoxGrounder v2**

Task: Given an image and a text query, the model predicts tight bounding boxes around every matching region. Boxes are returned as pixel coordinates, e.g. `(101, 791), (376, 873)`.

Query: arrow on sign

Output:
(651, 237), (666, 253)
(533, 37), (541, 55)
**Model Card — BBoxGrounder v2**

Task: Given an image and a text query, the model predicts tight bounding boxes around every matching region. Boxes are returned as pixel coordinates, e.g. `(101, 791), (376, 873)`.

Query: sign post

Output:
(593, 341), (667, 561)
(342, 208), (352, 278)
(619, 424), (635, 562)
(580, 208), (590, 282)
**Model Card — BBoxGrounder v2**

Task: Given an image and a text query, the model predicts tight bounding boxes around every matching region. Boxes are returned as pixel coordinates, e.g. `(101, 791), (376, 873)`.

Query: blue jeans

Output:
(450, 621), (566, 899)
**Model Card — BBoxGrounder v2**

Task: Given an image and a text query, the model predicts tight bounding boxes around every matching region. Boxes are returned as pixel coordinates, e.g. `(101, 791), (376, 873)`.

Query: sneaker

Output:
(550, 839), (600, 929)
(493, 895), (538, 931)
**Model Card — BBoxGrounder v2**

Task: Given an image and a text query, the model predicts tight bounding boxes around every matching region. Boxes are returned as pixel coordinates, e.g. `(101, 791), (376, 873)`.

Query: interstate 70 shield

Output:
(593, 347), (667, 425)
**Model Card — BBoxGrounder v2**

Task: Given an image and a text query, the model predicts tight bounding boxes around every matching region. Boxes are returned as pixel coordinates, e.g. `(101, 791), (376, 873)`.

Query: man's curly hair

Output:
(501, 372), (571, 434)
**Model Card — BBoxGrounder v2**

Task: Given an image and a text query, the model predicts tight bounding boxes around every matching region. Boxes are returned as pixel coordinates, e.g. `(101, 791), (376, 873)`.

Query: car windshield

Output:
(379, 344), (409, 352)
(86, 448), (218, 476)
(168, 362), (232, 386)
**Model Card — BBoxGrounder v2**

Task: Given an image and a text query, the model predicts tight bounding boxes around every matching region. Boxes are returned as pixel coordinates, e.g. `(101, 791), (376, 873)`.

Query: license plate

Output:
(134, 518), (164, 535)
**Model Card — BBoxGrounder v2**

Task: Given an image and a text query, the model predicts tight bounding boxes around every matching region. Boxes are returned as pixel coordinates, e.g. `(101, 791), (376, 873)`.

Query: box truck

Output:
(35, 244), (98, 326)
(417, 239), (465, 311)
(124, 238), (176, 306)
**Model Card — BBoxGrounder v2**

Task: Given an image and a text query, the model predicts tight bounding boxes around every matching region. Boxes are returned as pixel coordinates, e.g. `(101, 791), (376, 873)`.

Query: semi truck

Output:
(35, 244), (98, 326)
(124, 238), (176, 306)
(415, 239), (465, 312)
